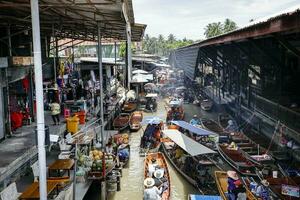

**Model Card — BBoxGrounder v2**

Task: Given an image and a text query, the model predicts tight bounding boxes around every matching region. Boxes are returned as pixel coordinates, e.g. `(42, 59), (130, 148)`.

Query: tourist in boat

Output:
(144, 177), (162, 200)
(190, 115), (200, 126)
(148, 158), (159, 177)
(227, 171), (246, 200)
(255, 179), (271, 200)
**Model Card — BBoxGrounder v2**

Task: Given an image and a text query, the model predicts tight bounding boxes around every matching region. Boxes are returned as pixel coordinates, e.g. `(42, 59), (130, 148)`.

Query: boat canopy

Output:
(141, 116), (162, 125)
(189, 194), (221, 200)
(163, 129), (216, 156)
(170, 120), (218, 136)
(145, 93), (158, 98)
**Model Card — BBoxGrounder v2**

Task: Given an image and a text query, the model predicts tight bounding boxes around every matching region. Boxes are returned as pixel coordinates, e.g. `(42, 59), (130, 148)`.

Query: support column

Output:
(123, 1), (132, 89)
(30, 1), (47, 199)
(7, 25), (12, 56)
(97, 21), (106, 200)
(52, 24), (57, 82)
(6, 25), (12, 135)
(114, 41), (117, 94)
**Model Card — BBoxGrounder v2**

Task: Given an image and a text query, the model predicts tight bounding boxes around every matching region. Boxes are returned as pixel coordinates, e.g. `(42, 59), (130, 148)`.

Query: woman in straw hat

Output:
(144, 177), (162, 200)
(255, 179), (270, 200)
(227, 171), (246, 200)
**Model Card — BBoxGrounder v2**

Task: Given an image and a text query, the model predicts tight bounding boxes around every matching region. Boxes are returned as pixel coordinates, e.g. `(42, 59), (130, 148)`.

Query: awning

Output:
(131, 74), (154, 83)
(132, 69), (149, 74)
(171, 120), (218, 136)
(163, 129), (216, 156)
(141, 117), (162, 125)
(145, 93), (158, 98)
(189, 195), (221, 200)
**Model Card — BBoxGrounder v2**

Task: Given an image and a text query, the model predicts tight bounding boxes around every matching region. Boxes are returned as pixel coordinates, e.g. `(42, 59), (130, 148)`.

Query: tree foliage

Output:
(204, 18), (238, 38)
(142, 34), (194, 56)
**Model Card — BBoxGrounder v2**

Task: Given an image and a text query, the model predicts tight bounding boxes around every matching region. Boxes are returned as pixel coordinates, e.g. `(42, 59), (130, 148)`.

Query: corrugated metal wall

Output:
(169, 46), (199, 80)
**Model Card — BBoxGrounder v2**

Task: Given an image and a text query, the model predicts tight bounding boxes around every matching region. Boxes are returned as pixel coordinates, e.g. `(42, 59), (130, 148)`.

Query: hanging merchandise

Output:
(22, 76), (30, 92)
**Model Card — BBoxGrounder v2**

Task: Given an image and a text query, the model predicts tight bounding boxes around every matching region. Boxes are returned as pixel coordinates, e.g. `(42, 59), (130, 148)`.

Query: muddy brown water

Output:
(108, 100), (198, 200)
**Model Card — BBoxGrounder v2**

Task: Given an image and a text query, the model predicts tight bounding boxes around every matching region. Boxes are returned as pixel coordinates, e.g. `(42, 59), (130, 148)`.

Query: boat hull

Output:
(214, 171), (258, 200)
(113, 113), (130, 130)
(129, 111), (143, 131)
(144, 152), (171, 200)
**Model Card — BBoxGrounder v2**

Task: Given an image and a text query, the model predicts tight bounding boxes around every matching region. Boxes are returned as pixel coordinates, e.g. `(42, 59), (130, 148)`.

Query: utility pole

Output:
(97, 21), (106, 200)
(30, 0), (47, 199)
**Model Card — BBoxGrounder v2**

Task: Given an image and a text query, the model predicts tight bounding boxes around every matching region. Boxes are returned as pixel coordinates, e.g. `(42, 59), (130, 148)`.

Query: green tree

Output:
(167, 34), (176, 43)
(223, 18), (238, 33)
(204, 22), (223, 38)
(204, 19), (238, 38)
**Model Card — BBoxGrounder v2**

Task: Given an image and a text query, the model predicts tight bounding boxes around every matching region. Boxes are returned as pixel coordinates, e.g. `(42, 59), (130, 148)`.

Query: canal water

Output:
(108, 99), (198, 199)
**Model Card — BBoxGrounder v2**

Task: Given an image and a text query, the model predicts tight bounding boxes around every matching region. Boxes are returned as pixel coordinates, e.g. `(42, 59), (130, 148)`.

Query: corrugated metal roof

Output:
(0, 0), (146, 41)
(179, 5), (300, 49)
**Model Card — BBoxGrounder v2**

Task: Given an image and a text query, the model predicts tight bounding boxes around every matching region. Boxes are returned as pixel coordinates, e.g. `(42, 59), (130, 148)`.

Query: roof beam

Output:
(273, 34), (300, 58)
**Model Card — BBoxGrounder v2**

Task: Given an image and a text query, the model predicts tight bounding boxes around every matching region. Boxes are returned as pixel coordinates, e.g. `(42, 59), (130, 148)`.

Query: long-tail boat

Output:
(122, 100), (137, 112)
(265, 177), (300, 200)
(113, 113), (130, 130)
(129, 111), (143, 131)
(140, 117), (164, 155)
(161, 129), (218, 194)
(144, 152), (170, 200)
(214, 171), (258, 200)
(201, 118), (224, 134)
(166, 98), (184, 121)
(217, 144), (258, 176)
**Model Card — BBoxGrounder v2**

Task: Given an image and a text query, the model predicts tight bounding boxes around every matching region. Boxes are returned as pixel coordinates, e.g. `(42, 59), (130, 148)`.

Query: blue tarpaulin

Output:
(189, 194), (221, 200)
(170, 120), (218, 136)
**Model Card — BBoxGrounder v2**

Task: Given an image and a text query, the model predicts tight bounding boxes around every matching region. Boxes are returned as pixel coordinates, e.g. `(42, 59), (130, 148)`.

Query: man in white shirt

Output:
(144, 178), (162, 200)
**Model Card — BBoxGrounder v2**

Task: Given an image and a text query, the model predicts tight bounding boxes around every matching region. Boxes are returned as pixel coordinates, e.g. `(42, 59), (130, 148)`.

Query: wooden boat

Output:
(218, 113), (233, 129)
(167, 99), (184, 121)
(161, 133), (220, 194)
(144, 152), (170, 200)
(113, 113), (130, 130)
(129, 111), (143, 131)
(200, 99), (213, 111)
(217, 144), (258, 176)
(161, 142), (198, 187)
(122, 101), (137, 112)
(140, 120), (163, 155)
(214, 171), (258, 200)
(265, 177), (300, 200)
(201, 118), (224, 134)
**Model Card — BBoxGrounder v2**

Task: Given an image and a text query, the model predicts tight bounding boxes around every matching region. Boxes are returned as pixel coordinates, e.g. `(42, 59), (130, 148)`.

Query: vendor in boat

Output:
(227, 141), (238, 150)
(255, 179), (270, 200)
(224, 120), (238, 133)
(190, 115), (200, 126)
(118, 144), (129, 163)
(144, 177), (162, 200)
(227, 171), (246, 200)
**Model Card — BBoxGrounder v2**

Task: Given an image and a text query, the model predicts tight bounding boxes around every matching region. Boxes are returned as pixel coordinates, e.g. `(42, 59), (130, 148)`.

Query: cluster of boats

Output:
(139, 111), (300, 199)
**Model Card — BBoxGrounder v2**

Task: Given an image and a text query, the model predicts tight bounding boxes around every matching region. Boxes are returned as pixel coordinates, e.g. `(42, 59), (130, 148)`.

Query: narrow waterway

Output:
(108, 99), (198, 199)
